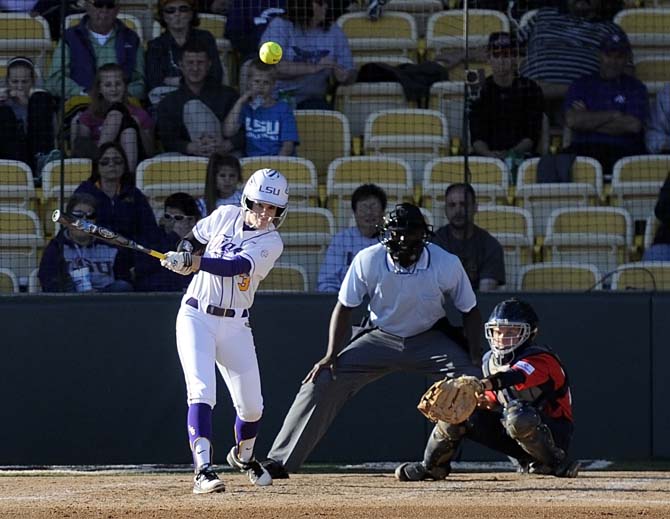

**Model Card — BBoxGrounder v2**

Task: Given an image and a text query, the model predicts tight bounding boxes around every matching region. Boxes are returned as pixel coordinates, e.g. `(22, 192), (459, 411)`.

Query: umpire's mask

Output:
(378, 203), (432, 268)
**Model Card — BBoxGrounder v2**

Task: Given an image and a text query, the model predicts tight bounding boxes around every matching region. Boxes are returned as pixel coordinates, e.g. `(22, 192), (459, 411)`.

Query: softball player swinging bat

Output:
(160, 168), (289, 494)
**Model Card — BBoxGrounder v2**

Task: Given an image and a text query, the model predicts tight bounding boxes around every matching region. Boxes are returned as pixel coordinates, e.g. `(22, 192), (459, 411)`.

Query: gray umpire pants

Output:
(266, 327), (482, 471)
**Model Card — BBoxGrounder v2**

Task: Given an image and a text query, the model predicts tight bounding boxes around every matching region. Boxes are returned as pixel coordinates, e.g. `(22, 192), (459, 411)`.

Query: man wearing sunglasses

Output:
(46, 0), (145, 99)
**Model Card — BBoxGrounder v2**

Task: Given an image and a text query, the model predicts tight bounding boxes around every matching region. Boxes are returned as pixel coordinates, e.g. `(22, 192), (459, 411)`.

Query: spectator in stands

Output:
(224, 58), (298, 157)
(156, 38), (242, 156)
(225, 0), (286, 62)
(259, 0), (356, 109)
(642, 172), (670, 262)
(646, 83), (670, 154)
(517, 0), (629, 101)
(74, 142), (160, 246)
(0, 56), (57, 174)
(433, 183), (505, 291)
(469, 32), (544, 164)
(196, 152), (243, 216)
(45, 0), (145, 99)
(317, 183), (386, 293)
(563, 32), (647, 177)
(135, 192), (201, 291)
(38, 192), (134, 292)
(146, 0), (223, 107)
(71, 63), (154, 172)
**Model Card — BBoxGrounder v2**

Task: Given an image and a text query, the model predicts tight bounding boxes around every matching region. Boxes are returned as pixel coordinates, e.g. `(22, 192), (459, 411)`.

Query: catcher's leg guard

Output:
(502, 401), (566, 469)
(395, 422), (463, 481)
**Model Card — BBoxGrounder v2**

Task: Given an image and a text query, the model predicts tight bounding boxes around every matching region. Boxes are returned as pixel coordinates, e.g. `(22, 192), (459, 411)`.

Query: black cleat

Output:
(261, 459), (290, 479)
(395, 462), (450, 481)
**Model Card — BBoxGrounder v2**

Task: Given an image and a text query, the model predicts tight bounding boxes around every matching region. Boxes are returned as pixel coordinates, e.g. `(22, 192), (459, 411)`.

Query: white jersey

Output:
(186, 205), (283, 309)
(338, 242), (476, 337)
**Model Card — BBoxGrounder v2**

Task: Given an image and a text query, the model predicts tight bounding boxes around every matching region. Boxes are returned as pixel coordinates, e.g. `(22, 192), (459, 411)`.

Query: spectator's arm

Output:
(646, 87), (670, 153)
(223, 95), (249, 138)
(128, 46), (146, 100)
(45, 40), (83, 97)
(38, 240), (70, 292)
(510, 137), (535, 155)
(317, 237), (346, 293)
(275, 60), (326, 79)
(596, 112), (643, 135)
(278, 140), (295, 156)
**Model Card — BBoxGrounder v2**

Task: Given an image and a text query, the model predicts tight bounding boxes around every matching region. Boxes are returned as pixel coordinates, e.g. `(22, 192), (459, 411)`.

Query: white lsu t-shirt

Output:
(338, 243), (477, 338)
(186, 205), (283, 309)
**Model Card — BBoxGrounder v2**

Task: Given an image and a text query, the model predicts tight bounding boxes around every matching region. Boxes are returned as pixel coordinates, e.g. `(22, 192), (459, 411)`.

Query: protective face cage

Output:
(241, 194), (288, 229)
(484, 319), (534, 357)
(378, 204), (432, 263)
(241, 168), (289, 229)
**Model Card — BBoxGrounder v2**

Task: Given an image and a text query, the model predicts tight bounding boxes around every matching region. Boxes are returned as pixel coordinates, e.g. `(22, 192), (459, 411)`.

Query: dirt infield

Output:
(0, 469), (668, 519)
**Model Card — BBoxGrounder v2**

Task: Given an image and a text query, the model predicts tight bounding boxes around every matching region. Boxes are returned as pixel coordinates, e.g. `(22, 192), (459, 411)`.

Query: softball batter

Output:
(161, 168), (289, 494)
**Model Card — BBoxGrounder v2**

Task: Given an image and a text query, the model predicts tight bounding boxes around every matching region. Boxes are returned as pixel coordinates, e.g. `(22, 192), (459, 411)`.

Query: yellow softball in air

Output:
(259, 41), (283, 65)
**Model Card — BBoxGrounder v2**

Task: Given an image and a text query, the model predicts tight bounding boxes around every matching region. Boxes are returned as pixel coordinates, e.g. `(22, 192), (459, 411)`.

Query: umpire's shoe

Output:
(227, 447), (273, 486)
(261, 459), (290, 479)
(395, 462), (450, 482)
(193, 465), (226, 494)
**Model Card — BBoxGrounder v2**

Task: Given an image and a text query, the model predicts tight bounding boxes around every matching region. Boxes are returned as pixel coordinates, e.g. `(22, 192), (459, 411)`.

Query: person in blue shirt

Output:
(317, 183), (387, 293)
(223, 58), (298, 157)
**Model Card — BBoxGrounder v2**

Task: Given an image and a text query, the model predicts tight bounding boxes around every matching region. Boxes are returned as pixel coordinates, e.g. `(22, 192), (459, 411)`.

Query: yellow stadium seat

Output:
(240, 156), (319, 207)
(0, 207), (44, 285)
(0, 267), (19, 294)
(518, 262), (602, 291)
(610, 155), (670, 223)
(428, 81), (465, 147)
(280, 207), (335, 290)
(421, 156), (509, 227)
(135, 156), (208, 214)
(0, 14), (51, 69)
(335, 82), (412, 139)
(28, 267), (40, 293)
(326, 156), (414, 229)
(426, 9), (509, 57)
(385, 0), (443, 37)
(258, 263), (309, 292)
(294, 110), (352, 183)
(543, 207), (633, 275)
(364, 108), (449, 182)
(66, 13), (145, 44)
(515, 156), (604, 237)
(337, 11), (419, 61)
(614, 8), (670, 57)
(634, 56), (670, 82)
(611, 261), (670, 290)
(0, 160), (36, 208)
(475, 205), (534, 290)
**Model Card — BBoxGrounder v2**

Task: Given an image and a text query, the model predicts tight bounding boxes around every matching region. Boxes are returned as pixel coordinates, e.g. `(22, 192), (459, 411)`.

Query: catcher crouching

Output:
(397, 298), (580, 481)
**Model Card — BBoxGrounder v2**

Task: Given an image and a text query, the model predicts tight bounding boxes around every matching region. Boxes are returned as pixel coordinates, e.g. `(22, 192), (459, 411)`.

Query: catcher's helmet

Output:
(485, 298), (538, 361)
(241, 168), (289, 227)
(378, 203), (432, 266)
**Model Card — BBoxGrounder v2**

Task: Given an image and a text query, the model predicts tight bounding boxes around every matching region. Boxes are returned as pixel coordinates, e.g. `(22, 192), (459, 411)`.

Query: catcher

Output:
(396, 298), (580, 481)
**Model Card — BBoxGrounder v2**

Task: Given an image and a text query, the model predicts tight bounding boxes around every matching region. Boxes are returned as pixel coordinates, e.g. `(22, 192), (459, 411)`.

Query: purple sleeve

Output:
(199, 255), (251, 277)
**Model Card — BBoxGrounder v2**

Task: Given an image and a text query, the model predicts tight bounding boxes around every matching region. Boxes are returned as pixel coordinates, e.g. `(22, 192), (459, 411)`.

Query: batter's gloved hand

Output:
(161, 251), (193, 275)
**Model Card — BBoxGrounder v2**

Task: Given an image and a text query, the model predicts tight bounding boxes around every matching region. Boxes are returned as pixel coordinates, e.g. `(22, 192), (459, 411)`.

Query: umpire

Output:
(262, 203), (483, 477)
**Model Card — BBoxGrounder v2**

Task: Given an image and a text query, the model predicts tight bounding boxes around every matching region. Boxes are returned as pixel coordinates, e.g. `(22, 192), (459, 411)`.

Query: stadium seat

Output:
(294, 110), (352, 182)
(0, 267), (19, 294)
(28, 267), (40, 294)
(364, 108), (449, 182)
(613, 8), (670, 57)
(634, 55), (670, 83)
(428, 81), (467, 149)
(335, 82), (412, 139)
(258, 263), (309, 293)
(240, 156), (319, 207)
(0, 13), (51, 68)
(475, 205), (534, 290)
(610, 261), (670, 290)
(41, 158), (93, 236)
(543, 207), (633, 275)
(337, 11), (419, 61)
(326, 156), (414, 229)
(384, 0), (443, 37)
(0, 207), (44, 286)
(196, 13), (233, 82)
(421, 156), (510, 227)
(644, 214), (660, 250)
(0, 160), (36, 208)
(515, 156), (604, 237)
(280, 207), (336, 291)
(610, 155), (670, 223)
(518, 262), (602, 291)
(135, 156), (208, 214)
(66, 13), (145, 45)
(425, 9), (509, 58)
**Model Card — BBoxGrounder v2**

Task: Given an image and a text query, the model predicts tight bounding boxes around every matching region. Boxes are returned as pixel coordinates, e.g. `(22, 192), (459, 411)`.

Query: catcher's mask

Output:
(485, 298), (538, 362)
(378, 203), (432, 267)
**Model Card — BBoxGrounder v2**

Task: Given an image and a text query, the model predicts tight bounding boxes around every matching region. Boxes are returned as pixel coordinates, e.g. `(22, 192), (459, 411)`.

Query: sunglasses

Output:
(164, 213), (194, 221)
(69, 210), (97, 220)
(98, 157), (124, 166)
(88, 0), (117, 9)
(163, 5), (192, 14)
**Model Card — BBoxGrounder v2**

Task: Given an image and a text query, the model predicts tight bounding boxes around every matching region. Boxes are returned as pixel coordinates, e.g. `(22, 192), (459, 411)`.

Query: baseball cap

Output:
(600, 32), (631, 53)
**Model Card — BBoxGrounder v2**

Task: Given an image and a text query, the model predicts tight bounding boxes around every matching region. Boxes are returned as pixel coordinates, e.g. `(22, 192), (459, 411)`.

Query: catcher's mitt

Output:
(417, 376), (484, 424)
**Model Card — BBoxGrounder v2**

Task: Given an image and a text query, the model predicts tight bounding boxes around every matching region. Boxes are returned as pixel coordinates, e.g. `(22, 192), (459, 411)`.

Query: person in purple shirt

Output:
(563, 32), (648, 177)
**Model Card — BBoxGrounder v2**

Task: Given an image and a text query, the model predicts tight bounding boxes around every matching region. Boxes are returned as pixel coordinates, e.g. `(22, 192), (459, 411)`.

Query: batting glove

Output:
(161, 251), (193, 275)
